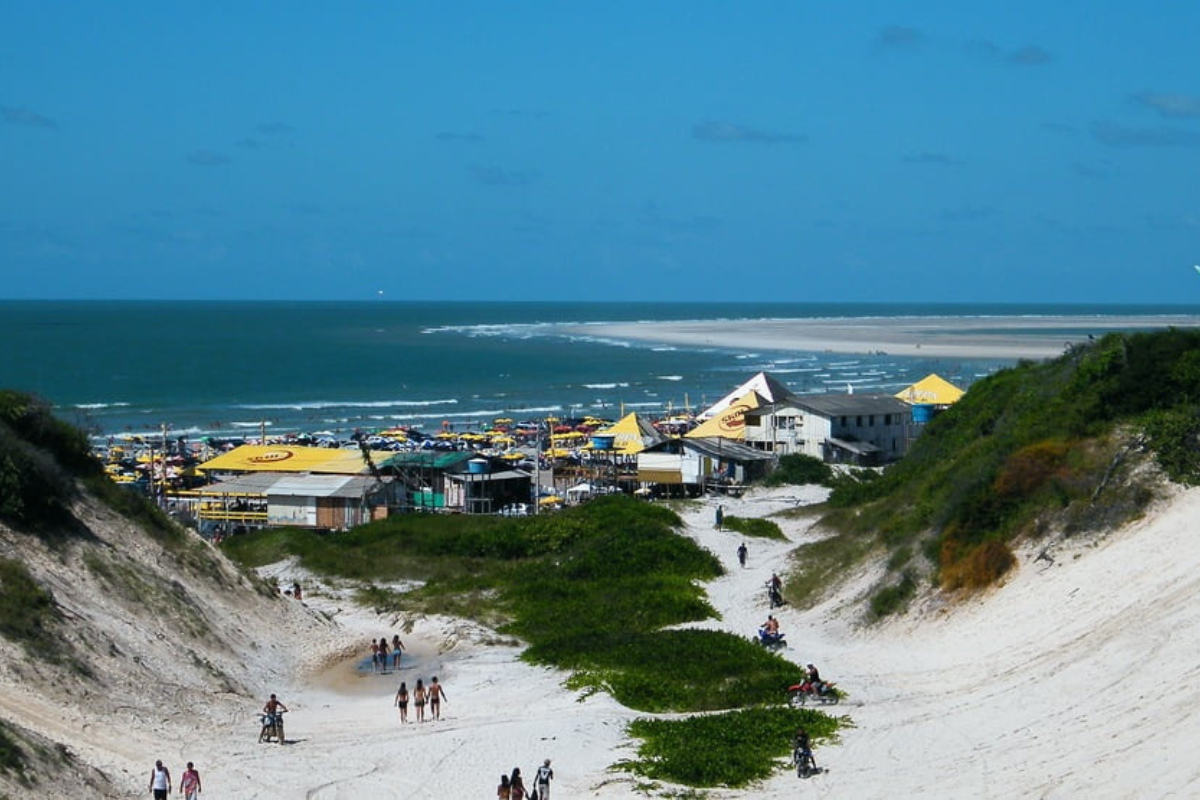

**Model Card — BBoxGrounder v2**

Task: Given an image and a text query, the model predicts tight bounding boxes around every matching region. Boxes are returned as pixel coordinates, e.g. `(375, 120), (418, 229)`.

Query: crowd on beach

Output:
(497, 760), (554, 800)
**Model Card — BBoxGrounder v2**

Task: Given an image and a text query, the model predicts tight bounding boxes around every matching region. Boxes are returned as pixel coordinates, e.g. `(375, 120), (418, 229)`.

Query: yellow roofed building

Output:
(196, 444), (392, 475)
(685, 390), (765, 441)
(894, 374), (965, 406)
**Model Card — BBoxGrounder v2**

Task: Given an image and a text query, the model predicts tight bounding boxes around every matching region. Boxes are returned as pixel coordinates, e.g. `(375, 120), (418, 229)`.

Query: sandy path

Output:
(134, 485), (1200, 798)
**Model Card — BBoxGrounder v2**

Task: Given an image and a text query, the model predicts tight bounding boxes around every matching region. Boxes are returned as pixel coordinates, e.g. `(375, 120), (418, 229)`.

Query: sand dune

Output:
(564, 314), (1200, 359)
(5, 484), (1200, 797)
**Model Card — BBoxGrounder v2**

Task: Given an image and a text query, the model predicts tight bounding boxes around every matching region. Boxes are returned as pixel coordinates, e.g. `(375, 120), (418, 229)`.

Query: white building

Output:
(743, 393), (912, 465)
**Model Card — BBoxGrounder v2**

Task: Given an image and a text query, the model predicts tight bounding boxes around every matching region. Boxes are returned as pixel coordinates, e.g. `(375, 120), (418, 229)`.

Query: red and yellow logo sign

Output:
(247, 449), (296, 464)
(718, 403), (751, 433)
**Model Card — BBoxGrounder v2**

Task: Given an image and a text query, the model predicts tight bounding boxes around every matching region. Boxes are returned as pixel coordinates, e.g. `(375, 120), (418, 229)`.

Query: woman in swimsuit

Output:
(509, 767), (527, 800)
(413, 678), (426, 723)
(391, 634), (404, 669)
(427, 676), (447, 720)
(394, 681), (409, 723)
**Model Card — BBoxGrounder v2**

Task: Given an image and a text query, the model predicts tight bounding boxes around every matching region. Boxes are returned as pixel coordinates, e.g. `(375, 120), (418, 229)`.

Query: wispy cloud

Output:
(903, 151), (963, 166)
(1131, 92), (1200, 119)
(1, 106), (56, 128)
(1006, 45), (1053, 65)
(941, 204), (994, 222)
(470, 164), (537, 186)
(186, 150), (232, 166)
(436, 131), (486, 143)
(1069, 162), (1113, 179)
(1092, 120), (1200, 148)
(968, 40), (1052, 66)
(876, 24), (924, 50)
(692, 120), (806, 144)
(639, 203), (721, 235)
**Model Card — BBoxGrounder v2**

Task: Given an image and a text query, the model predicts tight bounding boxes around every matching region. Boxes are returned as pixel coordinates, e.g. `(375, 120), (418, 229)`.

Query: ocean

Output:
(1, 300), (1193, 441)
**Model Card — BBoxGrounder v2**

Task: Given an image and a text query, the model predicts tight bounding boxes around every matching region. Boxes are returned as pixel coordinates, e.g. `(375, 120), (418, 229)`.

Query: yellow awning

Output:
(685, 390), (764, 440)
(195, 445), (392, 474)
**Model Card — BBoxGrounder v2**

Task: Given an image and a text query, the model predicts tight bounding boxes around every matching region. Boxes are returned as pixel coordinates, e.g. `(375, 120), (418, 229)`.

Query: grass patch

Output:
(723, 516), (786, 540)
(623, 706), (845, 788)
(0, 557), (61, 658)
(784, 529), (879, 609)
(223, 495), (848, 785)
(0, 719), (28, 780)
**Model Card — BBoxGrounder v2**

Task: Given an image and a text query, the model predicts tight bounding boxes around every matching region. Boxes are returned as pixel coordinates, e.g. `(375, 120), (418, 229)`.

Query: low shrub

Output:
(623, 706), (844, 788)
(722, 516), (785, 540)
(764, 454), (833, 487)
(0, 558), (60, 658)
(869, 569), (917, 619)
(941, 540), (1016, 590)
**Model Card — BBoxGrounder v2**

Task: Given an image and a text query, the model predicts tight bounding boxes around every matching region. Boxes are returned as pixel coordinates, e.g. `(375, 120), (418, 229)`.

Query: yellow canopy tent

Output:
(895, 373), (965, 406)
(195, 444), (392, 475)
(685, 390), (765, 440)
(592, 412), (666, 455)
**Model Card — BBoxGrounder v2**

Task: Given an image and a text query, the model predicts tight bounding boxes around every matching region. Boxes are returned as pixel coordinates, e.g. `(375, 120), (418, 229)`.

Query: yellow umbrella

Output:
(539, 495), (563, 505)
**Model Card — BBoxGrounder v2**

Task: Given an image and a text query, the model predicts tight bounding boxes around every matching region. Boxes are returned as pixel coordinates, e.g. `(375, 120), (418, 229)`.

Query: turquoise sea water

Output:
(1, 300), (1195, 440)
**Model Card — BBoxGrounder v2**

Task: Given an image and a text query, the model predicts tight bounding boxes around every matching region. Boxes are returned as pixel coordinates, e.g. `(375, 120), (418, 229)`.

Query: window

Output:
(856, 415), (863, 427)
(868, 415), (875, 426)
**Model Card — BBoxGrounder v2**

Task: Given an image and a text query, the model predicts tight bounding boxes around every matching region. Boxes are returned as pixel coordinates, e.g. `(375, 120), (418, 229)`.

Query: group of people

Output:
(371, 634), (405, 672)
(497, 760), (553, 800)
(148, 759), (201, 800)
(393, 676), (447, 723)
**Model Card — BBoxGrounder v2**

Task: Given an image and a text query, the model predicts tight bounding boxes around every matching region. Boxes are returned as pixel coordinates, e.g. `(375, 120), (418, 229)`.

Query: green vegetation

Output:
(0, 390), (179, 545)
(763, 453), (834, 487)
(224, 495), (846, 786)
(0, 720), (28, 781)
(623, 706), (844, 788)
(799, 329), (1200, 614)
(722, 516), (785, 540)
(0, 558), (59, 653)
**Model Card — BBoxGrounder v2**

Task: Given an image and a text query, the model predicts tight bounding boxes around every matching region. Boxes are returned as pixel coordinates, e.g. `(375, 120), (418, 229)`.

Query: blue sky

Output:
(2, 3), (1199, 302)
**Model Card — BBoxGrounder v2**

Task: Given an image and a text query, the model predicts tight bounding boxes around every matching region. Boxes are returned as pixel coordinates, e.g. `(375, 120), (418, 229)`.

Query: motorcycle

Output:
(787, 680), (839, 706)
(258, 711), (286, 744)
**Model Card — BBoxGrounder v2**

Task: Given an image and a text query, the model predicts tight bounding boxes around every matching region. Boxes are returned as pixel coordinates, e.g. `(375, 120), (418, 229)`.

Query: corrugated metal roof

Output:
(752, 393), (911, 418)
(198, 473), (381, 498)
(379, 451), (476, 470)
(681, 437), (774, 461)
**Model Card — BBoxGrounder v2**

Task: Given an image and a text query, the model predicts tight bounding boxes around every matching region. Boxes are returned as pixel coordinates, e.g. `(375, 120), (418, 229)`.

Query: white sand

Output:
(563, 315), (1200, 359)
(102, 484), (1200, 798)
(6, 484), (1200, 797)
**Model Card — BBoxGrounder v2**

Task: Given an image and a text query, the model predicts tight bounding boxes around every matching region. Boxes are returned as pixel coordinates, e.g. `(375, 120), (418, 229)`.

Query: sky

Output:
(2, 2), (1200, 303)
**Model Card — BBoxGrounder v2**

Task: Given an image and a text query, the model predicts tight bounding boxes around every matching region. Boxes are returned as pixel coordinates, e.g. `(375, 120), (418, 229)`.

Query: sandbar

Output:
(564, 314), (1200, 360)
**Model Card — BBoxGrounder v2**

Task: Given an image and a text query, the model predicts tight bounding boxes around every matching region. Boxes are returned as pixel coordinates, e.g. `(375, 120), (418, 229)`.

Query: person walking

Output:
(148, 760), (171, 799)
(535, 759), (554, 800)
(391, 633), (405, 670)
(509, 767), (527, 800)
(180, 762), (202, 800)
(427, 676), (447, 720)
(413, 678), (427, 723)
(715, 504), (724, 530)
(497, 774), (511, 800)
(736, 541), (747, 567)
(394, 681), (409, 723)
(378, 636), (390, 671)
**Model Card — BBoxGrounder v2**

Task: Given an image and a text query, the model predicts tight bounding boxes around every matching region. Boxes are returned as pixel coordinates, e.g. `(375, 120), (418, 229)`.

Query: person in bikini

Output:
(427, 675), (447, 720)
(413, 678), (427, 722)
(394, 680), (409, 723)
(391, 633), (405, 670)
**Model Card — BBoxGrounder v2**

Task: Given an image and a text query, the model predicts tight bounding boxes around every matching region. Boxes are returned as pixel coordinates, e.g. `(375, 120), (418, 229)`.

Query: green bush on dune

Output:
(223, 494), (845, 787)
(802, 329), (1200, 615)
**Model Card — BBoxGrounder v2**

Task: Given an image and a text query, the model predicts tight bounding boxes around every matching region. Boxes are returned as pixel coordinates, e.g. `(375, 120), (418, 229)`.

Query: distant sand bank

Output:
(565, 315), (1200, 360)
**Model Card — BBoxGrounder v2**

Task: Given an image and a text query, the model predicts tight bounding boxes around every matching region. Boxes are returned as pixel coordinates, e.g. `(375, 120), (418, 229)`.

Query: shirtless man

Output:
(427, 676), (447, 720)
